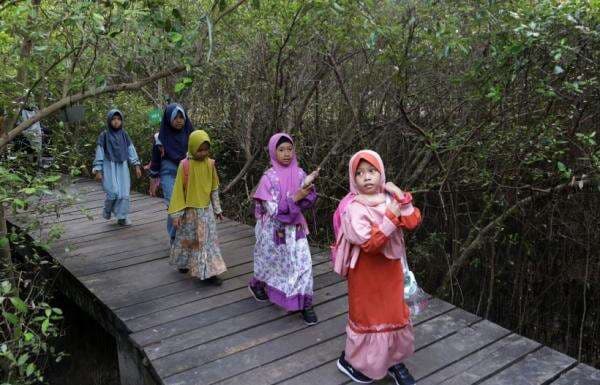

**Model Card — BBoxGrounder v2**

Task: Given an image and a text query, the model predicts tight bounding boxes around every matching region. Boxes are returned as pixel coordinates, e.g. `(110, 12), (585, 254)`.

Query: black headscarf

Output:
(98, 109), (131, 163)
(157, 103), (194, 163)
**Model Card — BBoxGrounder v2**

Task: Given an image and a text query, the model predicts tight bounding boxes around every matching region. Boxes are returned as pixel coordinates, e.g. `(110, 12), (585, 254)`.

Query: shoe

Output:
(178, 268), (189, 274)
(248, 284), (268, 302)
(102, 211), (111, 220)
(388, 363), (416, 385)
(301, 307), (318, 325)
(337, 351), (373, 383)
(205, 276), (223, 286)
(117, 218), (132, 226)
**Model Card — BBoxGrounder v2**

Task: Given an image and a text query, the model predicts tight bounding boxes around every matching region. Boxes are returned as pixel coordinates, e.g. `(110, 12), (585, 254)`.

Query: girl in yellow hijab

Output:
(168, 130), (227, 285)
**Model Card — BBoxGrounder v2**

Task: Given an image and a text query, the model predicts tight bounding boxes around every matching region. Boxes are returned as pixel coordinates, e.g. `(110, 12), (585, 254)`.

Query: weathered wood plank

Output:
(143, 276), (347, 360)
(105, 239), (259, 310)
(164, 298), (460, 385)
(550, 364), (600, 385)
(94, 240), (265, 309)
(477, 347), (577, 385)
(419, 333), (541, 385)
(214, 298), (456, 385)
(120, 256), (332, 330)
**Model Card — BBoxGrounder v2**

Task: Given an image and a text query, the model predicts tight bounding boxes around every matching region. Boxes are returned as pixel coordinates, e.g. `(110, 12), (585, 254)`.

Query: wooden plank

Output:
(130, 272), (342, 348)
(161, 311), (350, 383)
(112, 250), (327, 317)
(396, 320), (510, 385)
(142, 276), (347, 360)
(81, 244), (263, 303)
(93, 239), (262, 308)
(476, 347), (577, 385)
(420, 333), (541, 385)
(550, 364), (600, 385)
(120, 256), (332, 330)
(214, 298), (457, 385)
(105, 239), (259, 310)
(74, 247), (171, 277)
(163, 298), (458, 385)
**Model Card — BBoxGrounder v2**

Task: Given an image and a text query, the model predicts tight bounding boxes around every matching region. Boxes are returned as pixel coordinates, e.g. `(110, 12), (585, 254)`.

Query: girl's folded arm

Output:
(342, 206), (398, 254)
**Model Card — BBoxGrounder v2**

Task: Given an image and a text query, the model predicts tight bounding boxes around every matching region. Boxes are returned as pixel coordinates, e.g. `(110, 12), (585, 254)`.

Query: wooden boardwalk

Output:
(9, 178), (600, 385)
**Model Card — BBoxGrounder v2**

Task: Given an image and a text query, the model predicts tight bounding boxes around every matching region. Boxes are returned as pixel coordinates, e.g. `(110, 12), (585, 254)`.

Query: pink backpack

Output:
(180, 158), (215, 195)
(330, 193), (356, 264)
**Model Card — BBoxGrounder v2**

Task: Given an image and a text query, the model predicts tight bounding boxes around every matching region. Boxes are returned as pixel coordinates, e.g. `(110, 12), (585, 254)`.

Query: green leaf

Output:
(251, 0), (260, 9)
(0, 237), (8, 249)
(17, 353), (29, 366)
(553, 65), (564, 75)
(26, 363), (35, 377)
(22, 187), (37, 195)
(169, 32), (183, 43)
(41, 318), (50, 335)
(1, 280), (11, 294)
(10, 297), (28, 313)
(174, 82), (186, 93)
(3, 311), (19, 325)
(92, 13), (104, 23)
(44, 175), (61, 183)
(557, 161), (567, 172)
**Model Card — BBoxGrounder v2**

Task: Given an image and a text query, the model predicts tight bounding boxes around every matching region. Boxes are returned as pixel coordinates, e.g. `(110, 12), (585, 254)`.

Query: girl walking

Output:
(93, 109), (142, 225)
(148, 103), (194, 242)
(168, 130), (227, 285)
(249, 133), (320, 325)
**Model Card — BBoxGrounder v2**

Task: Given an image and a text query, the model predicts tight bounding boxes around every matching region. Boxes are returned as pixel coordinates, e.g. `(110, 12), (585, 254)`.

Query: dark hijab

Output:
(98, 109), (131, 163)
(157, 103), (194, 163)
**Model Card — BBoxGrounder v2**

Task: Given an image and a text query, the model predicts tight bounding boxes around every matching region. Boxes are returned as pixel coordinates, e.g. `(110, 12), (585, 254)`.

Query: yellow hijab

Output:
(167, 130), (219, 214)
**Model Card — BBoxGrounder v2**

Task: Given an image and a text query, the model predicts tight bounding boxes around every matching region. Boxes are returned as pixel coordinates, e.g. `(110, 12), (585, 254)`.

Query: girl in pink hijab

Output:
(250, 133), (320, 325)
(335, 150), (421, 385)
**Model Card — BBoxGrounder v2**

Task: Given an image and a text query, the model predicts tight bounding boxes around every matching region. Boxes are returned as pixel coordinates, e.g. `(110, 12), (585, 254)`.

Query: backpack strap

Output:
(181, 158), (216, 194)
(181, 158), (190, 194)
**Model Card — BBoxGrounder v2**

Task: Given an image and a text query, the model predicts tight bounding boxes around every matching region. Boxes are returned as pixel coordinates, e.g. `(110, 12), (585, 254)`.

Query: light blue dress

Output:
(92, 144), (140, 220)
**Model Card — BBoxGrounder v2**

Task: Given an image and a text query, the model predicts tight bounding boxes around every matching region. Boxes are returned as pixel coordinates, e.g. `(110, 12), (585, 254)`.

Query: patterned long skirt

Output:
(169, 206), (227, 280)
(250, 217), (313, 311)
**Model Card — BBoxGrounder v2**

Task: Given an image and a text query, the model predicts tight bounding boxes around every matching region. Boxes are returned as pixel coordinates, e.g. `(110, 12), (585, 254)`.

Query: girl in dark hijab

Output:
(92, 109), (142, 225)
(148, 103), (194, 241)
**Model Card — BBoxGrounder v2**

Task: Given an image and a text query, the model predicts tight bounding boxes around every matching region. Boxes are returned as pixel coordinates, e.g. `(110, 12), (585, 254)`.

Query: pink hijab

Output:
(253, 133), (309, 229)
(254, 133), (304, 202)
(333, 150), (408, 276)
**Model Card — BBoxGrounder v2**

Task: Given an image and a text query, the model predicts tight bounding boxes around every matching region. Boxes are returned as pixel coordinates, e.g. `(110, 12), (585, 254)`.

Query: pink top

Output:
(333, 150), (416, 276)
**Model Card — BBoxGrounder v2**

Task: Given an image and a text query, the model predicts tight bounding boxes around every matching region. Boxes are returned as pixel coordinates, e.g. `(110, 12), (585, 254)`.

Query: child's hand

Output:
(384, 182), (404, 200)
(135, 166), (142, 179)
(149, 177), (160, 197)
(302, 167), (320, 188)
(294, 184), (313, 202)
(172, 216), (182, 229)
(95, 172), (103, 182)
(387, 199), (402, 217)
(215, 213), (224, 221)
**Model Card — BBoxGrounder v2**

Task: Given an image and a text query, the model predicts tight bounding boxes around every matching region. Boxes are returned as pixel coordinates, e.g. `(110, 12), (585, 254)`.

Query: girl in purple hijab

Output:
(249, 133), (320, 325)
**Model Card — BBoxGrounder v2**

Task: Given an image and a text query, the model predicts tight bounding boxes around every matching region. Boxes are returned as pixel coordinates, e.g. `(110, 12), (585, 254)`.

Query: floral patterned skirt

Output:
(251, 218), (313, 311)
(169, 206), (227, 280)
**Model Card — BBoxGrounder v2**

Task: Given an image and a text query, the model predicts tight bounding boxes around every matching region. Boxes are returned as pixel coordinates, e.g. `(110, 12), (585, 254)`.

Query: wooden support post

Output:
(116, 334), (159, 385)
